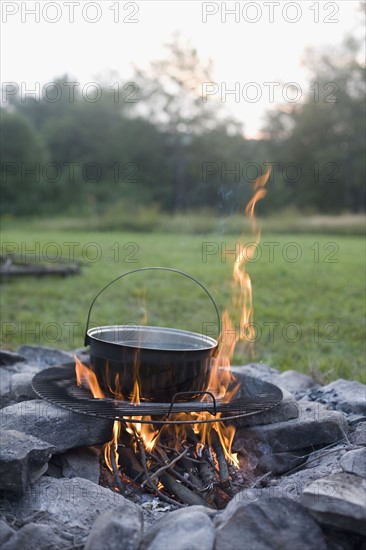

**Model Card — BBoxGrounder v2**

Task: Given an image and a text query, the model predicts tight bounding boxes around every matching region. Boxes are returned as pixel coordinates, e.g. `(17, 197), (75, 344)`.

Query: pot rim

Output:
(87, 324), (218, 353)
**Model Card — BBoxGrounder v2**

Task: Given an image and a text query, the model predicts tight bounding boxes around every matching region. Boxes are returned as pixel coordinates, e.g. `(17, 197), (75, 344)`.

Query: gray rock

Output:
(215, 496), (326, 550)
(340, 448), (366, 477)
(0, 364), (39, 408)
(231, 364), (279, 382)
(352, 422), (366, 445)
(1, 477), (129, 539)
(0, 430), (54, 496)
(85, 501), (143, 550)
(142, 506), (216, 550)
(301, 472), (366, 535)
(60, 446), (101, 484)
(43, 460), (63, 478)
(0, 519), (15, 545)
(5, 363), (40, 376)
(2, 522), (64, 550)
(0, 350), (27, 365)
(308, 379), (366, 415)
(232, 388), (299, 428)
(0, 370), (13, 406)
(16, 345), (73, 369)
(0, 400), (113, 453)
(274, 370), (320, 397)
(234, 402), (348, 455)
(253, 448), (309, 475)
(266, 443), (347, 501)
(9, 373), (37, 401)
(321, 526), (366, 550)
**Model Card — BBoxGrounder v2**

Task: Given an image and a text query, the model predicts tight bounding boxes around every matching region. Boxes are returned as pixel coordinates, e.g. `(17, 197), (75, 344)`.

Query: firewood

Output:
(159, 472), (215, 508)
(211, 430), (231, 488)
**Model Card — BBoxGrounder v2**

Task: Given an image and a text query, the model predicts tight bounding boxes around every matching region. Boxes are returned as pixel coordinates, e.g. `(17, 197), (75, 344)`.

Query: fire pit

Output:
(30, 266), (285, 507)
(32, 360), (283, 508)
(2, 166), (363, 544)
(30, 174), (286, 507)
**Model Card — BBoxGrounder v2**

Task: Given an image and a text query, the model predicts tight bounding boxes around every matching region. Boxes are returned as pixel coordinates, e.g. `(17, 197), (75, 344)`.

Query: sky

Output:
(1, 1), (363, 137)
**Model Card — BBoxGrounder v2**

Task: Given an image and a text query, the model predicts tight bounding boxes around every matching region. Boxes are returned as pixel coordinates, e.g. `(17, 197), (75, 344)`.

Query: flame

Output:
(75, 355), (104, 398)
(205, 166), (271, 397)
(192, 165), (271, 466)
(74, 355), (123, 472)
(131, 418), (159, 452)
(131, 363), (141, 405)
(214, 423), (239, 468)
(104, 420), (121, 472)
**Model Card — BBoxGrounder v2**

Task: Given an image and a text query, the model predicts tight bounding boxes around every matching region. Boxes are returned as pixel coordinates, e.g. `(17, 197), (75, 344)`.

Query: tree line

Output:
(1, 34), (364, 217)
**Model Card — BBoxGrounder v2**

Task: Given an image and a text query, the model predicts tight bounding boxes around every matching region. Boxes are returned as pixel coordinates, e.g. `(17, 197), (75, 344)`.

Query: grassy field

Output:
(1, 223), (365, 384)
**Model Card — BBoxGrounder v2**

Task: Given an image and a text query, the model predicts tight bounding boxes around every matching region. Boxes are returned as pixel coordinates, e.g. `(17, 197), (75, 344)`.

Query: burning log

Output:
(117, 446), (145, 483)
(211, 430), (231, 488)
(196, 448), (216, 507)
(169, 467), (202, 491)
(110, 449), (125, 495)
(136, 437), (185, 508)
(180, 458), (206, 490)
(141, 447), (189, 488)
(159, 472), (213, 508)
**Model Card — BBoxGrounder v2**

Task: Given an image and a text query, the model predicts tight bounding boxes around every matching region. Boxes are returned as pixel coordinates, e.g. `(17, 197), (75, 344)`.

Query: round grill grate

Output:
(32, 363), (283, 425)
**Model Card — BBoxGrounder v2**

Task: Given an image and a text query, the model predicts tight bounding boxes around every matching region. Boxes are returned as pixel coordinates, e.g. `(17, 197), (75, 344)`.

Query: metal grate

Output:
(32, 363), (283, 425)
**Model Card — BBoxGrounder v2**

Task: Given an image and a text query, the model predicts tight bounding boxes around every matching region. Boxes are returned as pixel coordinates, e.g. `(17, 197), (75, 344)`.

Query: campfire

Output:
(3, 163), (364, 547)
(70, 168), (271, 508)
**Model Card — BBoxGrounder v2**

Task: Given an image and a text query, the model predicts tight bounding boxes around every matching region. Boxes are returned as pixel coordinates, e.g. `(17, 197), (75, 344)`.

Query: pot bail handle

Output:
(84, 266), (221, 346)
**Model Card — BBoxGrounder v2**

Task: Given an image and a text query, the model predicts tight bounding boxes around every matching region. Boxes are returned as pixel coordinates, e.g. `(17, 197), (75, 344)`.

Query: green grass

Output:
(4, 210), (364, 236)
(1, 225), (365, 384)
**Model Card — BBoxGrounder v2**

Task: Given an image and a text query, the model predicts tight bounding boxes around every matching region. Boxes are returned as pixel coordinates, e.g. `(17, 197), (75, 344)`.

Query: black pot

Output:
(86, 325), (218, 401)
(84, 268), (220, 402)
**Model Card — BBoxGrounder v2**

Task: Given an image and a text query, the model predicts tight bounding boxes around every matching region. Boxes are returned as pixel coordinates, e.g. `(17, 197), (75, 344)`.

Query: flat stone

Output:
(215, 496), (326, 550)
(3, 363), (40, 376)
(266, 443), (347, 501)
(0, 519), (15, 545)
(0, 477), (128, 539)
(301, 472), (366, 535)
(234, 402), (348, 455)
(0, 400), (113, 453)
(0, 430), (54, 496)
(0, 364), (39, 408)
(274, 370), (320, 398)
(43, 460), (63, 478)
(320, 525), (366, 550)
(59, 446), (101, 484)
(340, 448), (366, 478)
(352, 422), (366, 445)
(9, 373), (37, 401)
(85, 501), (143, 550)
(0, 370), (13, 406)
(231, 364), (279, 383)
(253, 448), (309, 475)
(141, 506), (216, 550)
(16, 345), (73, 369)
(232, 388), (299, 428)
(0, 350), (27, 365)
(308, 379), (366, 415)
(2, 522), (65, 550)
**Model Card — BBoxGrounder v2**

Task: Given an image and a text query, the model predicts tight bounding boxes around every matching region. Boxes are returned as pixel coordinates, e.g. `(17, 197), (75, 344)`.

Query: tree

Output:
(0, 109), (48, 215)
(134, 34), (241, 209)
(262, 32), (365, 213)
